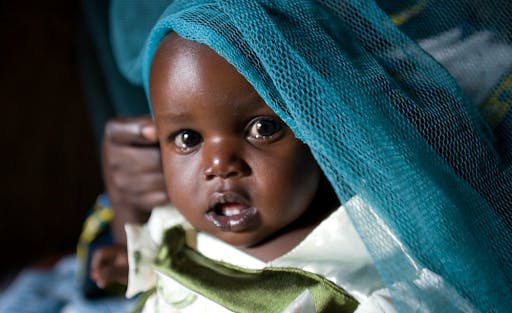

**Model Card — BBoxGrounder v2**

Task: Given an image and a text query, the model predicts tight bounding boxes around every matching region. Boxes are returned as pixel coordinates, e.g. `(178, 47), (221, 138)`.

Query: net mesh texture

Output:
(110, 0), (512, 312)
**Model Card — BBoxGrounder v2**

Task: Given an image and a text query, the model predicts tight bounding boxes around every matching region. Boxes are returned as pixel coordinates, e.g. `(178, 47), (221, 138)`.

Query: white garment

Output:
(125, 196), (397, 313)
(419, 27), (512, 106)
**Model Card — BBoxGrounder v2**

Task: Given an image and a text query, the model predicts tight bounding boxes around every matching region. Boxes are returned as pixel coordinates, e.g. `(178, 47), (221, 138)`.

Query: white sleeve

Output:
(125, 206), (190, 298)
(125, 222), (158, 298)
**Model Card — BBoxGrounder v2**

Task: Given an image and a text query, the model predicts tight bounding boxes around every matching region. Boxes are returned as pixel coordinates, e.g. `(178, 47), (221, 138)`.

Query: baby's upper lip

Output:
(207, 191), (250, 212)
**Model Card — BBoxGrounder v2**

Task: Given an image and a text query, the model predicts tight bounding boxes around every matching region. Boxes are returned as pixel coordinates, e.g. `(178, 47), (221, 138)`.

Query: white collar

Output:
(195, 196), (385, 303)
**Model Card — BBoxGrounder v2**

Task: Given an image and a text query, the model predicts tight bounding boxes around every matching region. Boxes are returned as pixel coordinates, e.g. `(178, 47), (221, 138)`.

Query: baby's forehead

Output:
(153, 32), (230, 73)
(150, 32), (274, 118)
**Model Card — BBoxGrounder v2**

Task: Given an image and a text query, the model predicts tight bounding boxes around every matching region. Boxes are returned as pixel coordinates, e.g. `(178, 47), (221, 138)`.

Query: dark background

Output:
(0, 1), (103, 278)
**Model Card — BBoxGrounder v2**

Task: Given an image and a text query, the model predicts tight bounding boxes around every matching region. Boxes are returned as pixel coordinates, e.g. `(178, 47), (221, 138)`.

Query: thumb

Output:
(105, 116), (158, 145)
(140, 122), (158, 142)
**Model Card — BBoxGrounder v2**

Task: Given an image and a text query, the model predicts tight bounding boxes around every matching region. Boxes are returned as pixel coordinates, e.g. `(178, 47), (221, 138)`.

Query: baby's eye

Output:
(247, 117), (283, 141)
(173, 130), (201, 152)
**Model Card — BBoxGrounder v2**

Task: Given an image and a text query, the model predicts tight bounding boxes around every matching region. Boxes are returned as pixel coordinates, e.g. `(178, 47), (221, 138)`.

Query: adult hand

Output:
(102, 116), (168, 244)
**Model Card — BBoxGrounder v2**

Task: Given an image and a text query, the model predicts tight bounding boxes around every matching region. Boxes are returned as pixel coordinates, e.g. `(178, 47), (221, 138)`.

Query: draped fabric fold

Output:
(111, 1), (512, 311)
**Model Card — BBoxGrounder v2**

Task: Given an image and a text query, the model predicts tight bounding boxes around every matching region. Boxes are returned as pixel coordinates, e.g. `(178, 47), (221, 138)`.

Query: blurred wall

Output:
(0, 2), (102, 272)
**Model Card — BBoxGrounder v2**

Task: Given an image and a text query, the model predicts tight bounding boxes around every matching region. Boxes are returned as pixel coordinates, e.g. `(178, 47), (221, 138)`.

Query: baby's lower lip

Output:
(205, 203), (258, 232)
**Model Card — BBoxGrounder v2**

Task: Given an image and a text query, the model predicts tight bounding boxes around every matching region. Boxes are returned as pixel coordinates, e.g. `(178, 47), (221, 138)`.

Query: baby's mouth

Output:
(218, 203), (248, 216)
(206, 193), (258, 232)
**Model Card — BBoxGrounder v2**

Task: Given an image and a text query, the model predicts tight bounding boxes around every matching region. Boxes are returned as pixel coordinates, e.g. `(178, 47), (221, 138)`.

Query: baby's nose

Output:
(202, 140), (250, 180)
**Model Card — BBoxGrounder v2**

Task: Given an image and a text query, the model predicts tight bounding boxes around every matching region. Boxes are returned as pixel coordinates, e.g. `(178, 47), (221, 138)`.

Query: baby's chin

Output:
(211, 230), (289, 262)
(213, 230), (270, 249)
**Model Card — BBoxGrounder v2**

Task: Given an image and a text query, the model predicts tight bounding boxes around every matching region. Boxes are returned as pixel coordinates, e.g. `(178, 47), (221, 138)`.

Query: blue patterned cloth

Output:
(0, 256), (135, 313)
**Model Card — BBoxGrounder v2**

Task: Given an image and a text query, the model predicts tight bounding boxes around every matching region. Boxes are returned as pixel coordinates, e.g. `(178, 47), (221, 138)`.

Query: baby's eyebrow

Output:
(236, 89), (265, 108)
(155, 111), (191, 124)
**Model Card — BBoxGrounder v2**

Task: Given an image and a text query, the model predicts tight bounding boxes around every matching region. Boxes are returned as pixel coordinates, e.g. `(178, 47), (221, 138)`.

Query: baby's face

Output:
(150, 33), (320, 248)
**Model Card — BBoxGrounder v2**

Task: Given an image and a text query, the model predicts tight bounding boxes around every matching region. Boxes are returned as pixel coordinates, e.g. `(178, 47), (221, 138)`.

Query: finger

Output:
(132, 191), (169, 211)
(90, 248), (115, 288)
(90, 246), (128, 287)
(112, 252), (129, 285)
(104, 117), (158, 146)
(112, 170), (166, 194)
(110, 190), (169, 215)
(141, 123), (158, 142)
(95, 264), (128, 289)
(91, 247), (116, 273)
(96, 254), (129, 287)
(104, 144), (162, 173)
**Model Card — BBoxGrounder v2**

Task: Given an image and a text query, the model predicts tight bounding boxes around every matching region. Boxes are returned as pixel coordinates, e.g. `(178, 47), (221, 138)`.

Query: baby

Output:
(148, 33), (338, 261)
(122, 32), (389, 313)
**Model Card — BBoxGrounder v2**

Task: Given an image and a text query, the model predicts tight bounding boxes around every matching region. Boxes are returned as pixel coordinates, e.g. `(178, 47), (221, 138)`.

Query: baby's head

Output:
(149, 33), (337, 259)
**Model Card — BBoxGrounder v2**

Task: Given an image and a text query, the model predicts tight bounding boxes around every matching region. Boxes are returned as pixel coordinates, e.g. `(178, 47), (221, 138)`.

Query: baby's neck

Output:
(242, 201), (338, 262)
(242, 223), (317, 262)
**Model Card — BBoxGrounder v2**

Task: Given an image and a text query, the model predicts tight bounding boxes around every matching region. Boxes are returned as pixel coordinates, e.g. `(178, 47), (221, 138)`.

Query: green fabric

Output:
(131, 287), (156, 313)
(151, 226), (359, 313)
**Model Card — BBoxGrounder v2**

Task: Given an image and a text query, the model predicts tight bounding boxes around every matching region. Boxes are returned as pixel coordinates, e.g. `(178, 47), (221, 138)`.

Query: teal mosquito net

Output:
(110, 0), (512, 312)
